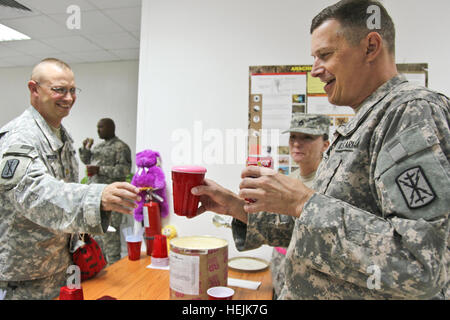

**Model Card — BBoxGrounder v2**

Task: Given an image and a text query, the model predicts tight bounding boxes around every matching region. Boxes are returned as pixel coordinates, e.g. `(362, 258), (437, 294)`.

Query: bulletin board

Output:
(248, 63), (428, 175)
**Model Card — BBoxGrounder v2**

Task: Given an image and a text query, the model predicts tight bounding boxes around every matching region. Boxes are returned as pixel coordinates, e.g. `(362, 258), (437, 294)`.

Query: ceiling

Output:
(0, 0), (141, 68)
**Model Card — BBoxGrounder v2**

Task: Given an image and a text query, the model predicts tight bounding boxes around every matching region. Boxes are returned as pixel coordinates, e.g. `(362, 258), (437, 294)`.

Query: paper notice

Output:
(251, 74), (306, 95)
(169, 251), (200, 295)
(262, 94), (292, 130)
(307, 72), (326, 95)
(307, 96), (354, 115)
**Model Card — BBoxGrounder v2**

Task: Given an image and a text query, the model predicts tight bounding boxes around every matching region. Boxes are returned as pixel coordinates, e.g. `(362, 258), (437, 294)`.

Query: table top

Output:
(79, 253), (273, 300)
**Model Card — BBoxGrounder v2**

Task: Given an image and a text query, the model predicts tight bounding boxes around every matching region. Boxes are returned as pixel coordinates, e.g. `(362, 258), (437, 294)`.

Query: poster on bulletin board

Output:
(248, 63), (428, 175)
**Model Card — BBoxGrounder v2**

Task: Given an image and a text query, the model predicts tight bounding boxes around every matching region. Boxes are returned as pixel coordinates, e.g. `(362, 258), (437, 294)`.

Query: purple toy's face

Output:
(136, 150), (159, 168)
(130, 150), (168, 221)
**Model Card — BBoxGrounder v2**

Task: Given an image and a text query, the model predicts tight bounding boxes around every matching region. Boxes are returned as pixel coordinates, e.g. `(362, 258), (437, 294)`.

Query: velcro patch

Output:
(1, 159), (20, 179)
(396, 166), (436, 209)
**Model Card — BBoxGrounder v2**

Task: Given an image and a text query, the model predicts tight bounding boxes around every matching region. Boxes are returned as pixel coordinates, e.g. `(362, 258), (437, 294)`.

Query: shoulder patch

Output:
(396, 166), (436, 209)
(1, 159), (20, 179)
(0, 145), (35, 191)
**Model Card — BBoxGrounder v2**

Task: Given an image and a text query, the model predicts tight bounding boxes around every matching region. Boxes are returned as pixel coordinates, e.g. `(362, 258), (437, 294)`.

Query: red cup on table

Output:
(143, 202), (161, 256)
(151, 234), (169, 267)
(171, 165), (207, 218)
(126, 235), (142, 261)
(207, 286), (234, 300)
(59, 285), (84, 300)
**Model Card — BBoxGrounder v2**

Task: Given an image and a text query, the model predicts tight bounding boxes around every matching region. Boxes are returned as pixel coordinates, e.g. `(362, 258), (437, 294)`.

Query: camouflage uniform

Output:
(271, 113), (330, 299)
(79, 136), (131, 264)
(0, 107), (110, 300)
(233, 75), (450, 299)
(270, 170), (316, 299)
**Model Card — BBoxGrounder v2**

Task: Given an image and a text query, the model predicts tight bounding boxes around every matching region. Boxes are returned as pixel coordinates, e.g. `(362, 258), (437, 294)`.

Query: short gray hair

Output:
(311, 0), (395, 55)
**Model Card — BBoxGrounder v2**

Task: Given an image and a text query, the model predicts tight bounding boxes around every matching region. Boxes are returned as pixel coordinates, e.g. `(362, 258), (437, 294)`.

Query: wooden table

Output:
(79, 253), (273, 300)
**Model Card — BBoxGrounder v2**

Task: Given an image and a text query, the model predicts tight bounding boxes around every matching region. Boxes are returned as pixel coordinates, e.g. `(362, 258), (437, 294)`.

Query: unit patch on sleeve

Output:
(396, 166), (436, 209)
(1, 159), (20, 179)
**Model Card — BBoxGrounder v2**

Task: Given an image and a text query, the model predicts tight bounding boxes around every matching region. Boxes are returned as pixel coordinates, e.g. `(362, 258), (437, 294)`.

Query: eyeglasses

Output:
(35, 82), (81, 96)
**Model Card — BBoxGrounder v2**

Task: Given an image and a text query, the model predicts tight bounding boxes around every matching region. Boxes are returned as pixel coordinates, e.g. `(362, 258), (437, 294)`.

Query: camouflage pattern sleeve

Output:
(232, 212), (296, 251)
(292, 95), (449, 299)
(232, 170), (310, 252)
(97, 141), (131, 181)
(4, 140), (110, 235)
(0, 107), (112, 283)
(78, 146), (92, 165)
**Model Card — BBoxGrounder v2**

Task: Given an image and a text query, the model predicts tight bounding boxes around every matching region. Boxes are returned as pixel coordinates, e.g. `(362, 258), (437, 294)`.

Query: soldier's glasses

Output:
(35, 82), (81, 96)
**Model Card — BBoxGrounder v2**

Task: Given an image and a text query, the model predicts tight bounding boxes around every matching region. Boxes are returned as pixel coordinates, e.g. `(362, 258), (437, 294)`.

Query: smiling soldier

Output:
(0, 58), (140, 300)
(191, 0), (450, 299)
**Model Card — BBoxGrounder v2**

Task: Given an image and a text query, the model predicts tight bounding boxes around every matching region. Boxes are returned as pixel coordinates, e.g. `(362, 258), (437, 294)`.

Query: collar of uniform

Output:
(335, 74), (408, 137)
(103, 136), (118, 145)
(29, 106), (73, 151)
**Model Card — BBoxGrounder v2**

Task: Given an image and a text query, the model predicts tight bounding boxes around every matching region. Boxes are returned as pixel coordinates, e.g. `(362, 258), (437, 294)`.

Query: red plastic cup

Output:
(151, 234), (169, 267)
(172, 165), (207, 218)
(245, 155), (273, 203)
(59, 286), (84, 300)
(86, 165), (96, 177)
(126, 235), (142, 261)
(152, 234), (168, 258)
(143, 202), (161, 256)
(207, 286), (234, 300)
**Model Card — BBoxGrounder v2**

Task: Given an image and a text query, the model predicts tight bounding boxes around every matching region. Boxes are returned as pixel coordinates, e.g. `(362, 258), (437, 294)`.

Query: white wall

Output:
(68, 61), (139, 179)
(0, 65), (30, 126)
(136, 0), (450, 261)
(0, 60), (139, 181)
(384, 0), (450, 95)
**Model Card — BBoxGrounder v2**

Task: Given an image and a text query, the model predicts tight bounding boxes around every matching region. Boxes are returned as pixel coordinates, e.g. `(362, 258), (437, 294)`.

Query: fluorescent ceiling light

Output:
(0, 23), (30, 41)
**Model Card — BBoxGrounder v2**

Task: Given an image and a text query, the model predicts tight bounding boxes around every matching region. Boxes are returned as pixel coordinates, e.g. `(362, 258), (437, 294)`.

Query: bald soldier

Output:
(191, 0), (449, 299)
(0, 58), (140, 299)
(79, 118), (132, 264)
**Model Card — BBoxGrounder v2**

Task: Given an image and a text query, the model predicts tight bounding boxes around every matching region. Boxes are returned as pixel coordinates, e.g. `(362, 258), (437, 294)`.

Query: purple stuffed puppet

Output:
(131, 149), (168, 222)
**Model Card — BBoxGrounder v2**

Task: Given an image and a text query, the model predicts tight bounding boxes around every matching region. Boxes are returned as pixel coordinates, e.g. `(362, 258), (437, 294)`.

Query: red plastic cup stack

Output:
(143, 202), (161, 256)
(151, 234), (169, 267)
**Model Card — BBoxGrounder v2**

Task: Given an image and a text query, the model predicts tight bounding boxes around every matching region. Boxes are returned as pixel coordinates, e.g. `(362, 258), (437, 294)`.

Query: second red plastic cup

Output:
(151, 234), (169, 267)
(143, 202), (161, 256)
(152, 234), (168, 259)
(59, 286), (84, 300)
(126, 235), (142, 261)
(172, 165), (207, 218)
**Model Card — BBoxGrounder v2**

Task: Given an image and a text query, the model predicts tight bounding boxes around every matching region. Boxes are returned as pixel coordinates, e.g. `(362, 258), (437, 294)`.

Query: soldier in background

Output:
(79, 118), (132, 265)
(270, 113), (330, 299)
(192, 0), (449, 299)
(0, 58), (140, 299)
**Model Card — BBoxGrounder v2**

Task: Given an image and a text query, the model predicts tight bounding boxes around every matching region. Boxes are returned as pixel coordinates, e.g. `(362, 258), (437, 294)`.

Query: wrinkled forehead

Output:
(310, 19), (345, 55)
